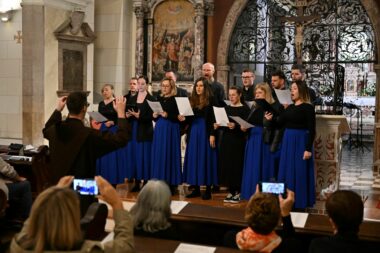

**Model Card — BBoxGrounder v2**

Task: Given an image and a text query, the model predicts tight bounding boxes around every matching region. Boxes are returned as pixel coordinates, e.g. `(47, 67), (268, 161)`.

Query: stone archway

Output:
(216, 0), (380, 170)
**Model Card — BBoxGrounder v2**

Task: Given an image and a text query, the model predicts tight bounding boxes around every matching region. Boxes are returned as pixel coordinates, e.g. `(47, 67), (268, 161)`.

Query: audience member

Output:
(224, 187), (297, 253)
(0, 157), (32, 221)
(309, 190), (377, 253)
(130, 180), (180, 240)
(10, 175), (135, 253)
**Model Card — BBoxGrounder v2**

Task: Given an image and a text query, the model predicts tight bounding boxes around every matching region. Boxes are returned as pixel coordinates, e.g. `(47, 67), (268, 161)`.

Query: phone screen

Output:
(73, 179), (99, 195)
(261, 182), (285, 195)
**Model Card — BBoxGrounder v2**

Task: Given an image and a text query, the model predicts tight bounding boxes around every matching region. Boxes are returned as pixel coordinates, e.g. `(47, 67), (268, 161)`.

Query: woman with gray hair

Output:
(130, 180), (180, 240)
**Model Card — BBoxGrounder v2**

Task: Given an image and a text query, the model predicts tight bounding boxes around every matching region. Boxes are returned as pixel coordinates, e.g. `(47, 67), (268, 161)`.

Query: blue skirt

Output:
(96, 124), (120, 184)
(117, 120), (137, 181)
(135, 139), (152, 180)
(278, 129), (315, 208)
(183, 118), (218, 185)
(241, 127), (273, 200)
(150, 118), (182, 185)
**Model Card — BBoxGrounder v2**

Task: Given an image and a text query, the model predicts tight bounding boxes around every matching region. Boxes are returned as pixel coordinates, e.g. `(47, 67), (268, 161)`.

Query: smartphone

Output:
(73, 178), (99, 195)
(259, 182), (286, 197)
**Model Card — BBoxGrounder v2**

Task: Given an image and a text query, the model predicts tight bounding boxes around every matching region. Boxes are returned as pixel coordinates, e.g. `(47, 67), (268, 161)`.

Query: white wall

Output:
(0, 9), (22, 140)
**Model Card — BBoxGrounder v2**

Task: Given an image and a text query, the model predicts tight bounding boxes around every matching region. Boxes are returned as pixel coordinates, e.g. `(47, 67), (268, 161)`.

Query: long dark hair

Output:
(190, 77), (213, 109)
(292, 80), (310, 103)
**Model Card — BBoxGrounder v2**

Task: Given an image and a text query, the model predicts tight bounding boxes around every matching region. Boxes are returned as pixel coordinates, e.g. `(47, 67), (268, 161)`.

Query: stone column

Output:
(216, 65), (230, 94)
(22, 4), (45, 145)
(373, 64), (380, 174)
(134, 6), (145, 76)
(193, 3), (205, 80)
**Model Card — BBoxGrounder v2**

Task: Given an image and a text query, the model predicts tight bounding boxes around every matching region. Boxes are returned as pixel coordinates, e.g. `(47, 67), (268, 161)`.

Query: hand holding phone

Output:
(73, 178), (99, 195)
(259, 182), (286, 198)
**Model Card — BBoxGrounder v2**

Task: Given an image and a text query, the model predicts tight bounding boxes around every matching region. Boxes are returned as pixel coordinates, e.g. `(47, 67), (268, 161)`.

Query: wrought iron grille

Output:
(228, 0), (376, 113)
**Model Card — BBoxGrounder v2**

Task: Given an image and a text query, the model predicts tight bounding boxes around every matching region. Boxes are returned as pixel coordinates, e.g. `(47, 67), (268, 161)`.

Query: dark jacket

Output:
(42, 110), (131, 183)
(128, 93), (155, 142)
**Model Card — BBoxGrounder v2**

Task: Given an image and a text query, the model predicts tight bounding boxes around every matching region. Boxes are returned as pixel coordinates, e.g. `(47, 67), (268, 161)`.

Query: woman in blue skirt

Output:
(180, 77), (217, 200)
(151, 78), (182, 192)
(126, 75), (155, 191)
(277, 80), (316, 209)
(95, 84), (121, 184)
(241, 83), (276, 200)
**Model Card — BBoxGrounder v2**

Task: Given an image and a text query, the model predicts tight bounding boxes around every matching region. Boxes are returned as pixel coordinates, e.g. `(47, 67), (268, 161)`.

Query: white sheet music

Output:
(229, 116), (254, 129)
(246, 101), (254, 109)
(147, 100), (164, 113)
(170, 200), (188, 214)
(213, 107), (229, 127)
(174, 243), (216, 253)
(88, 111), (108, 122)
(224, 100), (231, 106)
(290, 212), (309, 228)
(274, 89), (293, 105)
(175, 97), (194, 116)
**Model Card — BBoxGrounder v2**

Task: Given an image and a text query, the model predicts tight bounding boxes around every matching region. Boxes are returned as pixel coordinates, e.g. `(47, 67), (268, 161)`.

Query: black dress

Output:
(219, 105), (250, 193)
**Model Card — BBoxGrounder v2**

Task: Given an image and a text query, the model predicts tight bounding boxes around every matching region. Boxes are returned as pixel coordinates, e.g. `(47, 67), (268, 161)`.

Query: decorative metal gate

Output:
(228, 0), (376, 113)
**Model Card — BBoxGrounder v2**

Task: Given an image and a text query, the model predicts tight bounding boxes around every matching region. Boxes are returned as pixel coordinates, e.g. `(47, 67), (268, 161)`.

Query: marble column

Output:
(216, 65), (230, 93)
(193, 4), (205, 80)
(134, 6), (144, 76)
(22, 5), (45, 146)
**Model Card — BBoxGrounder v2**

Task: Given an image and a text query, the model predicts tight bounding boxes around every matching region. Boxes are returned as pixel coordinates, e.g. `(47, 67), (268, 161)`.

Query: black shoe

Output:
(131, 184), (141, 192)
(186, 190), (201, 198)
(212, 185), (220, 193)
(202, 191), (211, 200)
(170, 185), (177, 196)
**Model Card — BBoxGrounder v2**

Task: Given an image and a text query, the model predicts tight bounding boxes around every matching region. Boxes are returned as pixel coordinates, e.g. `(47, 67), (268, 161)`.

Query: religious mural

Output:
(152, 0), (195, 81)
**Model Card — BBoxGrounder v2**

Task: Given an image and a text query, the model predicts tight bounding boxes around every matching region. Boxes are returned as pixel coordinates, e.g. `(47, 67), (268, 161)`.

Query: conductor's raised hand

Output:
(56, 96), (67, 112)
(95, 176), (123, 210)
(113, 96), (127, 118)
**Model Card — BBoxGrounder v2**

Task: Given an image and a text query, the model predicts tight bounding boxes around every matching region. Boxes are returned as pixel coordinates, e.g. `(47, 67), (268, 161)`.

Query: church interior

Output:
(1, 0), (380, 252)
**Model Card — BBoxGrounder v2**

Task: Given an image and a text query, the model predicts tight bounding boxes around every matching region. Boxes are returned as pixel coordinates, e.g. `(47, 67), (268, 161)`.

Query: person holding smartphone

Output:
(10, 175), (135, 253)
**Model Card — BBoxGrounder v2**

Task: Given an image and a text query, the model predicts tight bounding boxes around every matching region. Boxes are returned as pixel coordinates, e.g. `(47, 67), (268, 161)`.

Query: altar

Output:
(314, 115), (350, 202)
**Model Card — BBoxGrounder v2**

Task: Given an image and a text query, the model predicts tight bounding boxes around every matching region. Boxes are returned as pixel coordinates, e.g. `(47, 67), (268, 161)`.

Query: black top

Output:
(98, 100), (117, 123)
(309, 232), (379, 253)
(42, 110), (131, 183)
(242, 85), (255, 101)
(176, 86), (188, 97)
(157, 96), (180, 122)
(134, 224), (180, 241)
(124, 91), (137, 102)
(278, 103), (316, 151)
(246, 104), (265, 126)
(210, 80), (227, 107)
(128, 93), (155, 141)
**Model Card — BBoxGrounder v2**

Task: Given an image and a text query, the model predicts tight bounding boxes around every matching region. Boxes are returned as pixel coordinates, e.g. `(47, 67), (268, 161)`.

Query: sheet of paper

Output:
(170, 200), (188, 214)
(174, 243), (216, 253)
(229, 116), (254, 129)
(246, 101), (254, 109)
(274, 89), (293, 105)
(105, 218), (115, 232)
(290, 212), (309, 228)
(175, 97), (194, 116)
(213, 106), (229, 127)
(101, 231), (114, 244)
(224, 100), (231, 106)
(88, 111), (108, 122)
(147, 100), (164, 113)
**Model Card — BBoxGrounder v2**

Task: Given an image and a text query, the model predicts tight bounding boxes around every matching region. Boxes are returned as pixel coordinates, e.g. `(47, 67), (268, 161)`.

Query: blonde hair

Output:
(255, 82), (275, 104)
(160, 78), (177, 97)
(21, 187), (82, 253)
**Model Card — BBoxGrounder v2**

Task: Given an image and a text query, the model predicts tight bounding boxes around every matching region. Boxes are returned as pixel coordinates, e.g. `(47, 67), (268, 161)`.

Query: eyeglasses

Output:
(241, 76), (253, 79)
